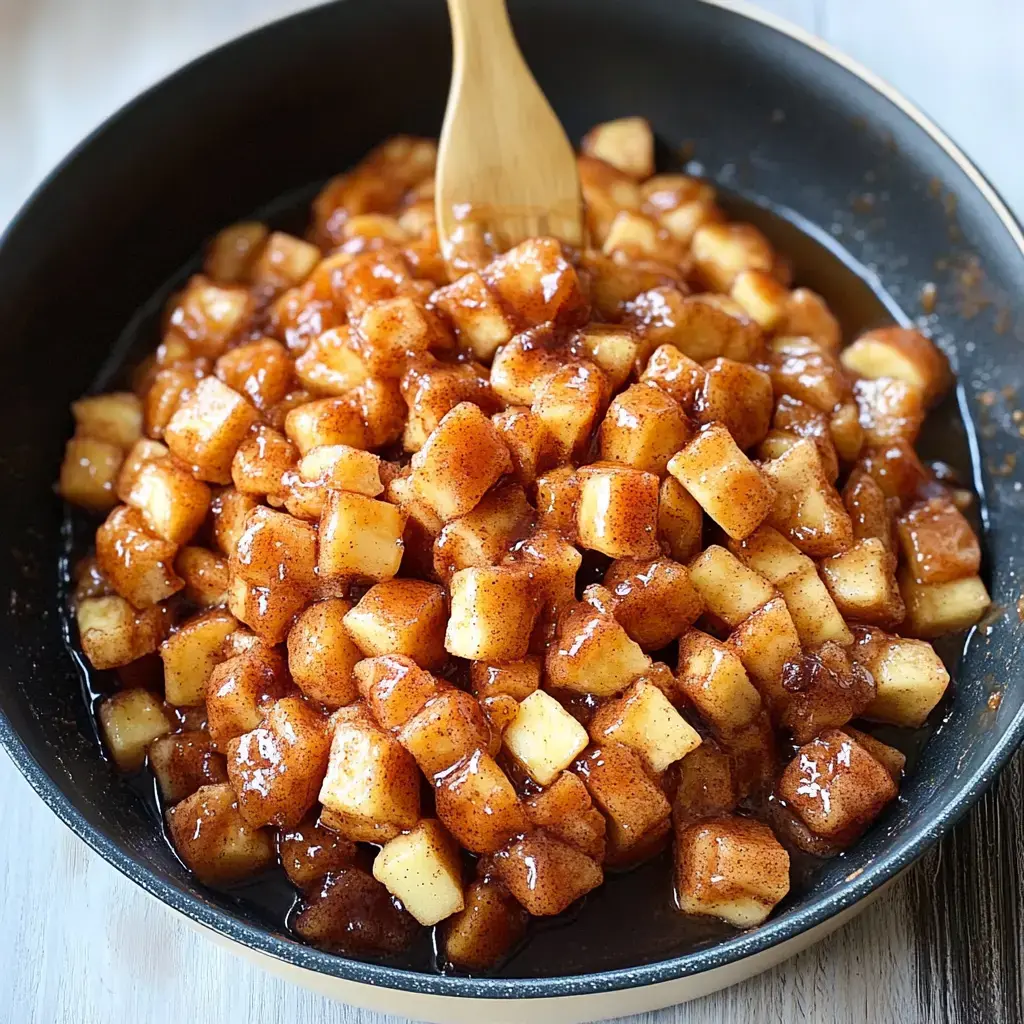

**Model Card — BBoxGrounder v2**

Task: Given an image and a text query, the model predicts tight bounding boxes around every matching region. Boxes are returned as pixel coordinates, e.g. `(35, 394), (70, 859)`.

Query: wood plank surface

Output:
(1, 1), (1022, 1022)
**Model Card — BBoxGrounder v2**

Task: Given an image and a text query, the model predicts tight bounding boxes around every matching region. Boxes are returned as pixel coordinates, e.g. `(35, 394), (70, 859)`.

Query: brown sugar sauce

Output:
(58, 180), (981, 978)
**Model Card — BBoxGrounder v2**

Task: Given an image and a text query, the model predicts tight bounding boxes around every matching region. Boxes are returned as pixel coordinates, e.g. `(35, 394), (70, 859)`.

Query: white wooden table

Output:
(2, 2), (1022, 1022)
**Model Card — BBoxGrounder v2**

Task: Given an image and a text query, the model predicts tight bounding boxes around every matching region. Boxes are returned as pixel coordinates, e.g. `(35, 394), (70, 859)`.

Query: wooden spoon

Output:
(435, 0), (584, 272)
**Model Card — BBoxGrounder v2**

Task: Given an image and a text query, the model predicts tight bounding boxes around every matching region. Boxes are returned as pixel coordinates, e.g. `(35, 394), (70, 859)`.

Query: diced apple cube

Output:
(227, 576), (308, 645)
(215, 337), (292, 410)
(675, 816), (790, 927)
(603, 557), (704, 649)
(98, 688), (172, 771)
(852, 628), (952, 727)
(640, 344), (706, 411)
(496, 832), (604, 916)
(149, 732), (228, 805)
(535, 466), (580, 542)
(166, 782), (274, 883)
(695, 358), (774, 452)
(165, 376), (259, 484)
(373, 819), (465, 926)
(853, 377), (925, 446)
(398, 689), (491, 777)
(658, 476), (703, 562)
(777, 729), (898, 845)
(503, 689), (589, 785)
(318, 703), (421, 842)
(59, 436), (124, 512)
(820, 537), (904, 627)
(76, 595), (169, 670)
(445, 565), (539, 662)
(677, 630), (763, 734)
(175, 546), (230, 607)
(845, 727), (907, 780)
(533, 362), (608, 460)
(72, 392), (144, 449)
(96, 505), (184, 608)
(598, 382), (693, 476)
(667, 423), (775, 540)
(483, 237), (587, 328)
(589, 679), (701, 772)
(409, 402), (512, 521)
(778, 567), (854, 647)
(279, 815), (358, 892)
(546, 602), (651, 697)
(898, 568), (990, 639)
(344, 579), (447, 668)
(160, 608), (238, 706)
(226, 696), (331, 828)
(581, 116), (654, 179)
(318, 491), (405, 582)
(572, 324), (642, 391)
(576, 462), (660, 559)
(210, 488), (259, 558)
(287, 598), (363, 707)
(491, 408), (557, 487)
(840, 326), (950, 405)
(354, 295), (443, 377)
(443, 878), (529, 970)
(691, 222), (776, 292)
(234, 506), (318, 592)
(524, 771), (607, 860)
(727, 596), (801, 707)
(284, 397), (369, 454)
(576, 743), (671, 864)
(297, 444), (382, 496)
(250, 231), (320, 291)
(470, 658), (541, 701)
(435, 750), (528, 854)
(895, 497), (981, 584)
(687, 545), (776, 628)
(672, 740), (738, 822)
(432, 271), (514, 362)
(842, 469), (896, 550)
(231, 425), (297, 498)
(294, 326), (369, 396)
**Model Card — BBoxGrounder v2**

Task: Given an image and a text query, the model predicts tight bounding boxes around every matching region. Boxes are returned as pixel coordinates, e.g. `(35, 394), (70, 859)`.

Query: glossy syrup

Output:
(58, 181), (983, 978)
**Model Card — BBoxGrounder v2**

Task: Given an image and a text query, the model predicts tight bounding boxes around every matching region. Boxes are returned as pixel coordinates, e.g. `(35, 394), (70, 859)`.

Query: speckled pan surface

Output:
(0, 0), (1022, 1008)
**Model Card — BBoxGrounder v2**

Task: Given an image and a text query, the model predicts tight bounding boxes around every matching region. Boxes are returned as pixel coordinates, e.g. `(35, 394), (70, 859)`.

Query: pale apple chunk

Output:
(576, 462), (660, 559)
(227, 576), (308, 645)
(576, 743), (672, 864)
(582, 116), (654, 179)
(445, 565), (538, 662)
(691, 222), (776, 292)
(470, 657), (541, 702)
(76, 595), (169, 670)
(675, 816), (790, 927)
(589, 679), (701, 772)
(161, 608), (238, 706)
(820, 537), (904, 628)
(853, 377), (925, 446)
(72, 392), (144, 449)
(344, 579), (447, 668)
(98, 688), (172, 770)
(603, 557), (703, 649)
(535, 466), (580, 542)
(166, 782), (274, 884)
(578, 154), (642, 245)
(431, 271), (514, 362)
(658, 476), (703, 562)
(373, 819), (465, 927)
(546, 602), (651, 697)
(503, 689), (590, 785)
(496, 832), (604, 916)
(294, 326), (369, 396)
(59, 436), (123, 512)
(533, 362), (608, 460)
(297, 444), (383, 496)
(230, 425), (298, 498)
(165, 376), (259, 484)
(96, 505), (184, 609)
(226, 696), (331, 828)
(509, 529), (583, 620)
(898, 569), (990, 639)
(250, 231), (321, 291)
(284, 397), (369, 455)
(215, 337), (292, 411)
(777, 729), (897, 846)
(778, 568), (854, 647)
(355, 654), (444, 730)
(843, 469), (896, 550)
(523, 771), (607, 860)
(318, 491), (405, 582)
(852, 629), (952, 727)
(287, 599), (362, 707)
(318, 704), (421, 842)
(687, 545), (776, 628)
(149, 732), (228, 805)
(175, 546), (230, 607)
(667, 423), (775, 540)
(895, 497), (981, 584)
(729, 269), (787, 329)
(354, 295), (441, 377)
(409, 402), (512, 521)
(598, 382), (693, 476)
(677, 630), (762, 734)
(398, 689), (492, 778)
(210, 488), (259, 558)
(728, 524), (810, 585)
(443, 878), (529, 970)
(234, 506), (318, 592)
(483, 237), (587, 328)
(432, 480), (533, 582)
(840, 326), (951, 405)
(489, 330), (562, 406)
(727, 596), (801, 707)
(572, 324), (642, 391)
(115, 438), (170, 503)
(761, 439), (853, 557)
(434, 750), (529, 854)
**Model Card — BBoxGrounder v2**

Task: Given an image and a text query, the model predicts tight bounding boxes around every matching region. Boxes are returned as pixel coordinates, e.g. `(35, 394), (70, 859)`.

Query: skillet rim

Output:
(1, 0), (1023, 1001)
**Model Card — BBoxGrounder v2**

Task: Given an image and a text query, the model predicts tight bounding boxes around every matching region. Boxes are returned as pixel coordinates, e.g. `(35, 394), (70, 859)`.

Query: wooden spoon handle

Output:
(446, 0), (531, 99)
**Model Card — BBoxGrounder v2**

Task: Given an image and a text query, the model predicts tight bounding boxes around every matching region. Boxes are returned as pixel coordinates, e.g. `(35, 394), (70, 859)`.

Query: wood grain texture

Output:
(2, 1), (1023, 1022)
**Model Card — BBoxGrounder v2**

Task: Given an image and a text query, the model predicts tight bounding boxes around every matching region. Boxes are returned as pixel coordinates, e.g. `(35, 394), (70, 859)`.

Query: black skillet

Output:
(1, 0), (1022, 1014)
